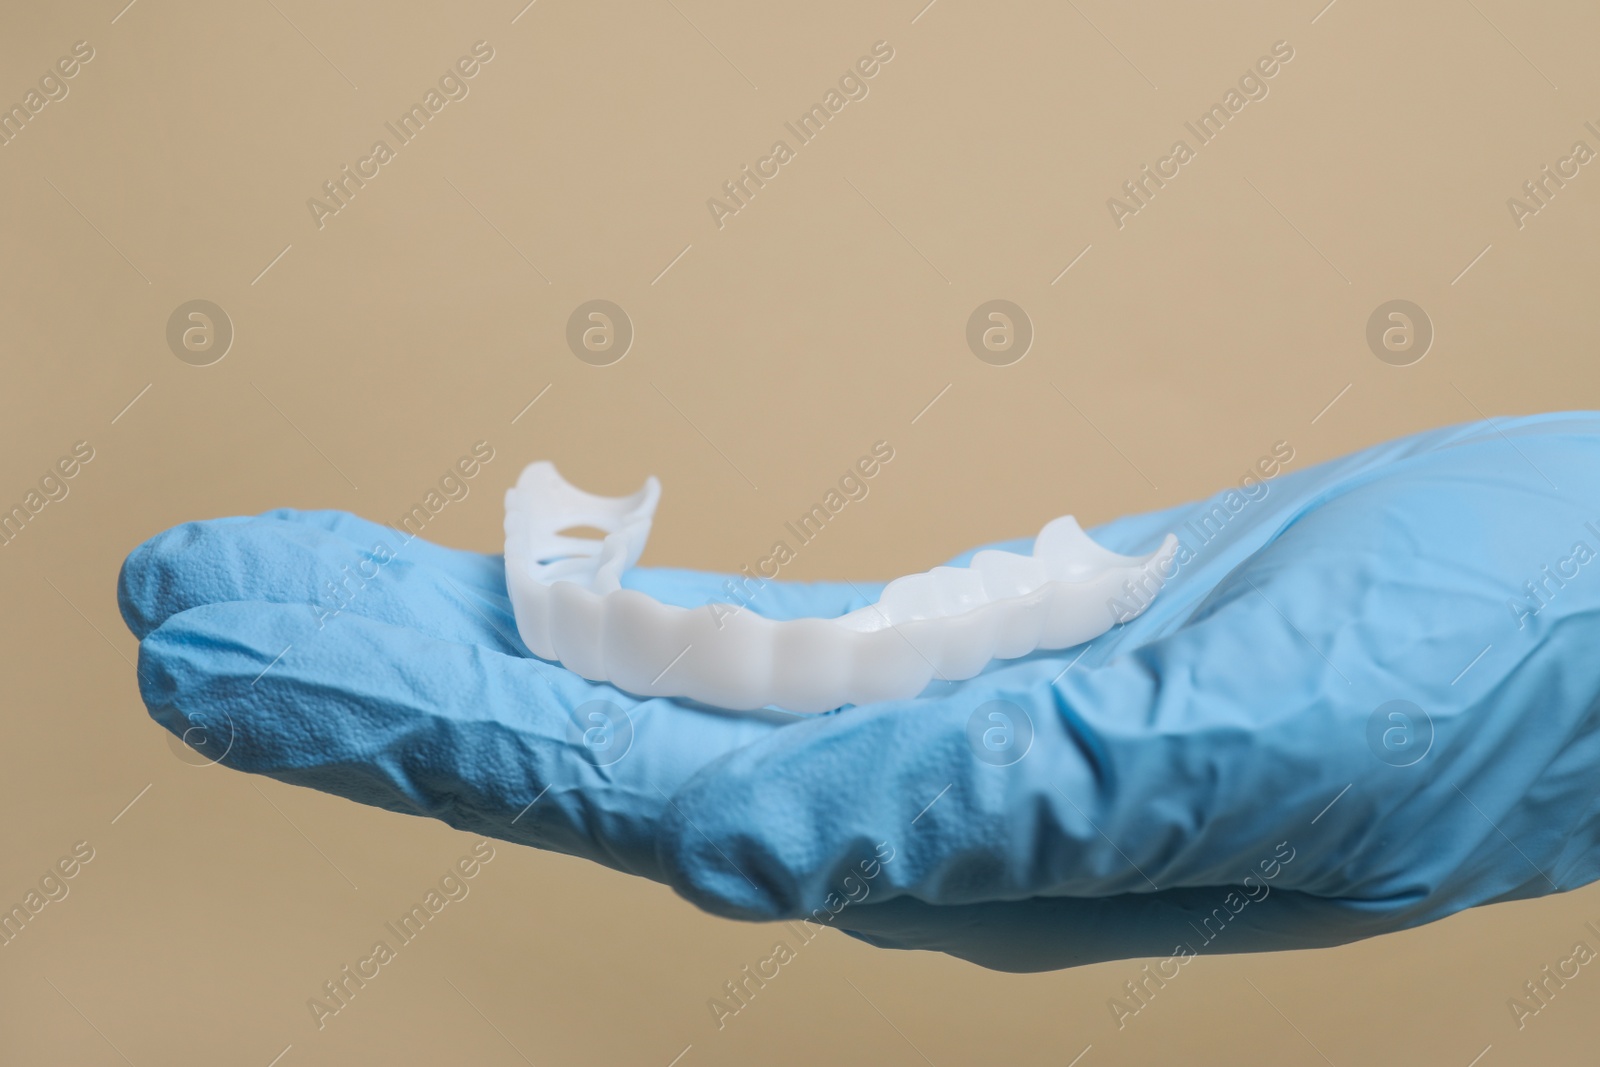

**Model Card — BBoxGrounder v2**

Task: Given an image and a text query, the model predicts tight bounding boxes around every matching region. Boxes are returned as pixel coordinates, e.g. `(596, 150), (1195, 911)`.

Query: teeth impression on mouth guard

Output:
(504, 462), (1178, 713)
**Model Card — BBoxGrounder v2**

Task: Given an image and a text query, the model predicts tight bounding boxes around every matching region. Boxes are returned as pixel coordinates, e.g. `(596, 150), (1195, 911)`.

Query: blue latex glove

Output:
(120, 413), (1600, 972)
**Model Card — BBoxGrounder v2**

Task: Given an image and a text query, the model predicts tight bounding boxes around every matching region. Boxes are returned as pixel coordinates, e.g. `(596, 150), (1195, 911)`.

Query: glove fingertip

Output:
(118, 520), (217, 639)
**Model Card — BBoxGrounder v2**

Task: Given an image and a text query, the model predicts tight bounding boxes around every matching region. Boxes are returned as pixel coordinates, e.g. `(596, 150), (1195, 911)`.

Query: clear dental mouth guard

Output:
(504, 461), (1177, 713)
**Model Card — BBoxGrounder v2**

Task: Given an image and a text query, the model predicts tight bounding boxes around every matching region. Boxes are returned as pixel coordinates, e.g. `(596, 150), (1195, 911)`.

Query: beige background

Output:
(1, 0), (1597, 1062)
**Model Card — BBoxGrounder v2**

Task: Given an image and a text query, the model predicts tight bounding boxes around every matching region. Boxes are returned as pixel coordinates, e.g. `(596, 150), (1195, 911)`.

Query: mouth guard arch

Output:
(504, 461), (1178, 713)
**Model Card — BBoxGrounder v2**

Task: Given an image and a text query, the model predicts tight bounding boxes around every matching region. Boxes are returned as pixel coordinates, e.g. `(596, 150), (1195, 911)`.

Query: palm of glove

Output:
(121, 414), (1600, 971)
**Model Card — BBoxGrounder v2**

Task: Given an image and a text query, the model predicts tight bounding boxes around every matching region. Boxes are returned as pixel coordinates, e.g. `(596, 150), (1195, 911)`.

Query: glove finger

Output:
(253, 506), (893, 616)
(117, 513), (889, 664)
(117, 515), (524, 654)
(254, 508), (509, 592)
(136, 599), (779, 881)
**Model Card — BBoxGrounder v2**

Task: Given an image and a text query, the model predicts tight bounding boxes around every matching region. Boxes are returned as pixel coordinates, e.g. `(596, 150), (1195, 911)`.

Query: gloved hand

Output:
(119, 412), (1600, 972)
